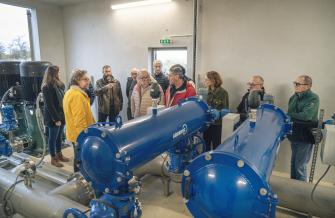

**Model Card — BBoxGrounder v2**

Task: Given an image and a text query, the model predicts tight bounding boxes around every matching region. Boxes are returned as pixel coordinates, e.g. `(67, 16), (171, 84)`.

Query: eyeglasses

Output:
(139, 76), (150, 80)
(247, 82), (263, 87)
(80, 78), (90, 82)
(293, 81), (308, 87)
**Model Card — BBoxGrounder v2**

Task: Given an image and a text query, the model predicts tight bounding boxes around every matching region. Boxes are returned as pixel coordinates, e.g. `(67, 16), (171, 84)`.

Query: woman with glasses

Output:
(203, 71), (229, 151)
(41, 65), (69, 167)
(63, 69), (95, 172)
(131, 69), (164, 118)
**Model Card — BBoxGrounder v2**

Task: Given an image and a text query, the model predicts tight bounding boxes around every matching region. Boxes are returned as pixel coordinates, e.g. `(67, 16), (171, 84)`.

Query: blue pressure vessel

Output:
(182, 104), (292, 218)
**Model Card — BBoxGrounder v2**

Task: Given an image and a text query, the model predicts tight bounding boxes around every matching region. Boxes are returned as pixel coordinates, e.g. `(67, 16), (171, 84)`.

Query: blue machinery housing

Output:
(64, 99), (291, 218)
(0, 105), (17, 156)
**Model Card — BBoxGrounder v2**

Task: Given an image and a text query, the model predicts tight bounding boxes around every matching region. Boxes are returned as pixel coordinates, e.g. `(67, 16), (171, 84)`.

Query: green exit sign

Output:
(160, 38), (172, 46)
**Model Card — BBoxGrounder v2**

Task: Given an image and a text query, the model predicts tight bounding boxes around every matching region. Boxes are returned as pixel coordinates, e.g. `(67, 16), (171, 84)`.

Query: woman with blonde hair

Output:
(41, 65), (69, 167)
(63, 69), (95, 171)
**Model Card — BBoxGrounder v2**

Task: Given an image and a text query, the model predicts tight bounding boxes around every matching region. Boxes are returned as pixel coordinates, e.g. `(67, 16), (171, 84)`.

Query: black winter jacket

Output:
(152, 72), (169, 93)
(42, 84), (65, 127)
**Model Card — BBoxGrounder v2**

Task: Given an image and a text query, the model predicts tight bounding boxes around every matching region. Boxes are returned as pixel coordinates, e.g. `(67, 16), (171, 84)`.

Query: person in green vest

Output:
(203, 71), (229, 151)
(287, 75), (319, 181)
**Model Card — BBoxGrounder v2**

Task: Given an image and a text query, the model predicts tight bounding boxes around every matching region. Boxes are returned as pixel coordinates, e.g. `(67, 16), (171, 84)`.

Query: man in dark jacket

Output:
(152, 60), (169, 93)
(287, 75), (319, 181)
(126, 68), (138, 120)
(237, 75), (273, 122)
(95, 65), (123, 122)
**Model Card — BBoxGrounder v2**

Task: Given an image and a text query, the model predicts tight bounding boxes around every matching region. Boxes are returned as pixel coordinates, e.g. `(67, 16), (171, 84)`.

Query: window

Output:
(0, 3), (32, 61)
(151, 48), (187, 75)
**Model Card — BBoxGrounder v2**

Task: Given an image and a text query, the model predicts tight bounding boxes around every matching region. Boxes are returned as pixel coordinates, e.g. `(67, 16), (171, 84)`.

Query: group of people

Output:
(42, 61), (319, 182)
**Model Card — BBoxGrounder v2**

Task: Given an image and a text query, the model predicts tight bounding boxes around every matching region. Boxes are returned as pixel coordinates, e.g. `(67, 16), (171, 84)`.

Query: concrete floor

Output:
(44, 147), (308, 218)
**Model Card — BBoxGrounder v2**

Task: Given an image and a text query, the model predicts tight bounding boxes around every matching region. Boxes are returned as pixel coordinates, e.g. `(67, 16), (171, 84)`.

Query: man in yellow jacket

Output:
(63, 69), (95, 172)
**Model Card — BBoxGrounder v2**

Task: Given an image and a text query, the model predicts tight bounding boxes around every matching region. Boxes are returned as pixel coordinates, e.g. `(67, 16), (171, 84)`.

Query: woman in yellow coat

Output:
(63, 69), (95, 172)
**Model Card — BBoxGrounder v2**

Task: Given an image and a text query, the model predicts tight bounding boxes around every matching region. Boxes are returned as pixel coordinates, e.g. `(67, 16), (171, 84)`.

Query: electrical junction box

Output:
(321, 124), (335, 166)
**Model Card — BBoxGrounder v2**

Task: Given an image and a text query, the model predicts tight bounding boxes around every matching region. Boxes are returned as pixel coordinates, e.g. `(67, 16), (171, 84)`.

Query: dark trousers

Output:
(127, 107), (134, 120)
(72, 142), (79, 172)
(204, 124), (222, 151)
(98, 108), (118, 123)
(47, 125), (64, 157)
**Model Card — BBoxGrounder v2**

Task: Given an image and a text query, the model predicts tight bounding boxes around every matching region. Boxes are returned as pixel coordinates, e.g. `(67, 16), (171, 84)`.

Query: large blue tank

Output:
(76, 98), (224, 194)
(182, 104), (292, 218)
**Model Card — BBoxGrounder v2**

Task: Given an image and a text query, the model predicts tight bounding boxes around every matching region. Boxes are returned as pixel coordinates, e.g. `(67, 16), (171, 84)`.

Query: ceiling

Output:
(35, 0), (90, 6)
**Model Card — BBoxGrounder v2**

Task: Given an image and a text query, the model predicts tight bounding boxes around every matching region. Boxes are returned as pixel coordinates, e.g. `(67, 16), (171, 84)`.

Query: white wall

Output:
(198, 0), (335, 182)
(0, 0), (67, 82)
(62, 0), (194, 118)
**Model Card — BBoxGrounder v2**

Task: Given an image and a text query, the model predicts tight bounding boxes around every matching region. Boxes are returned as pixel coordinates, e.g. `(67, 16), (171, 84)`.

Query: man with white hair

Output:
(287, 75), (319, 181)
(152, 60), (169, 93)
(237, 75), (273, 122)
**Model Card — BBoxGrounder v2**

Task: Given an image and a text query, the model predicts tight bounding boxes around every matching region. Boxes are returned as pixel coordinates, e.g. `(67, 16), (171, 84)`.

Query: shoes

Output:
(57, 152), (70, 162)
(51, 156), (64, 167)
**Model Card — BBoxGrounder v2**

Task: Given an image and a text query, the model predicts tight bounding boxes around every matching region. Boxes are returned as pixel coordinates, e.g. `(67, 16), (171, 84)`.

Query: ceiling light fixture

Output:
(111, 0), (172, 10)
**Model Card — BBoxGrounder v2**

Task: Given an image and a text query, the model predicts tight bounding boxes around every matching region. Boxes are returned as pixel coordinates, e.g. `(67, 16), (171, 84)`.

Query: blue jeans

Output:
(47, 125), (64, 157)
(290, 141), (314, 181)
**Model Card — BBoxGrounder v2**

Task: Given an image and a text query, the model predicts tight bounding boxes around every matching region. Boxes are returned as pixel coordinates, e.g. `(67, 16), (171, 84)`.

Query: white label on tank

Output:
(173, 124), (188, 139)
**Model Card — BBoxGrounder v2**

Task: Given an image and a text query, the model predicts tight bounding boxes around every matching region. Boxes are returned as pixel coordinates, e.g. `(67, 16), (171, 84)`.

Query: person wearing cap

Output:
(287, 75), (319, 181)
(165, 64), (196, 107)
(152, 60), (169, 93)
(237, 75), (273, 122)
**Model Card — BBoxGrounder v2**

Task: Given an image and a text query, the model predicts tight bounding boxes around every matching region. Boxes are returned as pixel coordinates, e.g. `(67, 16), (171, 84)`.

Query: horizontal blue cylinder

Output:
(77, 98), (214, 193)
(217, 104), (290, 180)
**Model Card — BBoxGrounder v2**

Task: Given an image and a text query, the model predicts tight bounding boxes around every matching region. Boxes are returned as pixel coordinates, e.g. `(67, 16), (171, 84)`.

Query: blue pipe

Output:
(182, 104), (292, 218)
